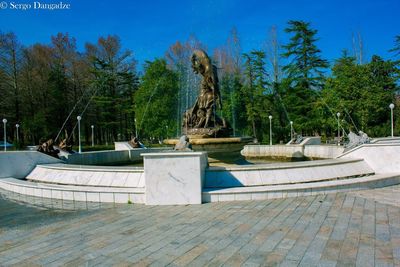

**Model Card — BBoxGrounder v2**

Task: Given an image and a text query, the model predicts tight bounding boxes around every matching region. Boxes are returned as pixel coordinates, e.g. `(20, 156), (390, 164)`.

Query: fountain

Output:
(1, 49), (400, 207)
(164, 49), (252, 161)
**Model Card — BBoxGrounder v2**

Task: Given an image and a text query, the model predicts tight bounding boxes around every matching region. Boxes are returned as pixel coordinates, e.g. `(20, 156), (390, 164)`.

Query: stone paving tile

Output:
(0, 186), (400, 266)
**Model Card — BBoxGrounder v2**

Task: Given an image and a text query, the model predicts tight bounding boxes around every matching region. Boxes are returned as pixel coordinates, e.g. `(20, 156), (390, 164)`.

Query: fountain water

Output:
(164, 49), (252, 162)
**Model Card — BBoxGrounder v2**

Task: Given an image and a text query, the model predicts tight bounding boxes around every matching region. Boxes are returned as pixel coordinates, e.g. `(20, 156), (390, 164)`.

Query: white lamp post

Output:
(15, 124), (20, 143)
(2, 118), (7, 151)
(290, 121), (293, 141)
(134, 118), (138, 137)
(91, 125), (94, 147)
(269, 115), (273, 146)
(336, 112), (341, 146)
(77, 116), (82, 153)
(389, 103), (395, 138)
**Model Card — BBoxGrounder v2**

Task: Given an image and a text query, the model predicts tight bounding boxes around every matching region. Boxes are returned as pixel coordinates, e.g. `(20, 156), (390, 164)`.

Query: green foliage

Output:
(242, 51), (270, 142)
(219, 74), (245, 136)
(281, 20), (329, 136)
(322, 53), (398, 136)
(89, 45), (138, 142)
(389, 35), (400, 59)
(1, 28), (399, 147)
(134, 59), (178, 139)
(282, 20), (328, 88)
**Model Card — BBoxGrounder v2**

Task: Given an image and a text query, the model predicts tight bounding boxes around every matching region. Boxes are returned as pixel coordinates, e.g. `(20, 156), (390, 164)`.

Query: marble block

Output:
(142, 152), (208, 205)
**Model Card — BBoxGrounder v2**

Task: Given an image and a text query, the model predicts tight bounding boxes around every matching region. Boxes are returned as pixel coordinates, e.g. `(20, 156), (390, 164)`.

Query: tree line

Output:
(1, 20), (399, 147)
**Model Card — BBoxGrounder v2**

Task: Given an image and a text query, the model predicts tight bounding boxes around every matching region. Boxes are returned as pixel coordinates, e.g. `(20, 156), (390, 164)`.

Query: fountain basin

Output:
(163, 136), (253, 162)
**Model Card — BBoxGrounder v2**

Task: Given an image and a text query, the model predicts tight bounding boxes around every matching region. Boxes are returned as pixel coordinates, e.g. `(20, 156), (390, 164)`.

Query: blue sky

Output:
(1, 0), (399, 68)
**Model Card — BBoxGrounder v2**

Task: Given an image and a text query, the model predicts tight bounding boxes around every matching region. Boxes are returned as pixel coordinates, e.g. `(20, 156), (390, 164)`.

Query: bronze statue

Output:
(58, 131), (73, 152)
(128, 137), (145, 148)
(183, 49), (231, 137)
(58, 138), (73, 152)
(37, 139), (60, 158)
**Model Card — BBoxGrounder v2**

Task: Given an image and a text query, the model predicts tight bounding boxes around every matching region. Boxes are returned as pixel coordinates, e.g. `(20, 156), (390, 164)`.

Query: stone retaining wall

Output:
(0, 151), (62, 179)
(241, 144), (344, 159)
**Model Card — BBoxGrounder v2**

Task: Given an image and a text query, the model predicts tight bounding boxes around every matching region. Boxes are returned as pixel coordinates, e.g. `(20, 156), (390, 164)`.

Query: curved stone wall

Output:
(0, 151), (62, 179)
(205, 158), (374, 188)
(241, 144), (344, 159)
(26, 164), (144, 188)
(339, 144), (400, 173)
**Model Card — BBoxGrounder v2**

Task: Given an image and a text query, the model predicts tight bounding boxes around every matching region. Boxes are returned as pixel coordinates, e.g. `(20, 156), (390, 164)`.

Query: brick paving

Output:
(0, 185), (399, 266)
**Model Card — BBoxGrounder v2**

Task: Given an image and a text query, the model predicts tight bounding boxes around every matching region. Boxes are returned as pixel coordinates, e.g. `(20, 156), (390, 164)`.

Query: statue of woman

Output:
(188, 49), (222, 128)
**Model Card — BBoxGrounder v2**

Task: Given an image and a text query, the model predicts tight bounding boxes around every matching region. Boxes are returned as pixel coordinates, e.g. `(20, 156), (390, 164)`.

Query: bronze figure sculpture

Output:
(37, 139), (60, 158)
(128, 137), (145, 148)
(183, 49), (231, 137)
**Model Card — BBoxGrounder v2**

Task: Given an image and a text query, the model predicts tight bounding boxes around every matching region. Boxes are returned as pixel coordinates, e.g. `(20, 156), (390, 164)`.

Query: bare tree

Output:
(265, 25), (282, 85)
(0, 32), (23, 123)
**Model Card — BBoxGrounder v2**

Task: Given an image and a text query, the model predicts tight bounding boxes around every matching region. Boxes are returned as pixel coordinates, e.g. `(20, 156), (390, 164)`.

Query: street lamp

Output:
(15, 124), (20, 143)
(336, 112), (341, 146)
(290, 121), (293, 141)
(134, 118), (138, 137)
(91, 125), (94, 147)
(77, 116), (82, 153)
(269, 115), (273, 146)
(389, 103), (395, 138)
(2, 118), (7, 151)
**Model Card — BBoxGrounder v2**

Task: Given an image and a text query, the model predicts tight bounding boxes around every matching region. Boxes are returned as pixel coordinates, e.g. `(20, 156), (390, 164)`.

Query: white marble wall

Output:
(114, 142), (134, 150)
(143, 152), (208, 205)
(65, 147), (172, 165)
(26, 165), (145, 188)
(339, 144), (400, 173)
(241, 143), (343, 159)
(304, 145), (344, 159)
(0, 178), (145, 204)
(66, 150), (130, 165)
(0, 151), (62, 179)
(241, 145), (304, 158)
(371, 137), (400, 144)
(299, 136), (321, 145)
(205, 159), (374, 188)
(202, 173), (400, 203)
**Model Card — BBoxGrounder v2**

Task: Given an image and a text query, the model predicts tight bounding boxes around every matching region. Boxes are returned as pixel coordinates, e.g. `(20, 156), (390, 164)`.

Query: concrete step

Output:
(202, 173), (400, 202)
(0, 177), (144, 204)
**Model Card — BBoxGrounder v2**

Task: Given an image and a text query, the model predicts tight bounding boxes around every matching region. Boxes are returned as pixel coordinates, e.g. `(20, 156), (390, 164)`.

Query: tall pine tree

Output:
(282, 20), (328, 135)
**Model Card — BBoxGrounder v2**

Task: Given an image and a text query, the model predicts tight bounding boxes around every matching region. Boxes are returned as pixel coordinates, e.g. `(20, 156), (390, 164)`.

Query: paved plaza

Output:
(0, 186), (399, 266)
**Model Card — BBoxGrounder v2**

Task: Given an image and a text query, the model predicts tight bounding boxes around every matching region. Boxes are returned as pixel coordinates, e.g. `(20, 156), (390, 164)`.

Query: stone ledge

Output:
(141, 151), (207, 157)
(0, 178), (145, 204)
(202, 173), (400, 202)
(164, 137), (252, 145)
(207, 158), (363, 171)
(0, 178), (145, 193)
(34, 163), (144, 173)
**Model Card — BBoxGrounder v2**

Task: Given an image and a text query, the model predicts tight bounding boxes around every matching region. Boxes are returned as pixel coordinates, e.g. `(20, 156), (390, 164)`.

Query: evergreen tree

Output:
(323, 53), (398, 137)
(389, 35), (400, 59)
(390, 35), (400, 85)
(282, 20), (328, 135)
(242, 51), (269, 142)
(86, 35), (138, 143)
(134, 59), (178, 141)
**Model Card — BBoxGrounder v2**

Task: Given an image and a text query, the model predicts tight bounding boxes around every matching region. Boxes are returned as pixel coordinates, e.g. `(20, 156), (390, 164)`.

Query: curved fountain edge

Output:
(1, 144), (400, 205)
